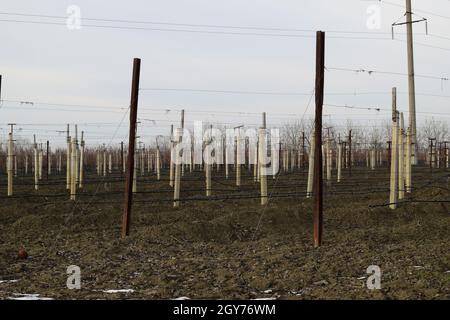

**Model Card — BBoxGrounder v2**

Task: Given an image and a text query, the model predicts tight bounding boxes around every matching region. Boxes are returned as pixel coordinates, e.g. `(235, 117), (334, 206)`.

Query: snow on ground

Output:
(102, 289), (135, 294)
(8, 293), (53, 300)
(0, 280), (19, 284)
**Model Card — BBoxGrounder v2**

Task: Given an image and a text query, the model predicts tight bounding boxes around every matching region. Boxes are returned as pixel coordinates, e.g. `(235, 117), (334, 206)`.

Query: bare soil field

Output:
(0, 167), (449, 300)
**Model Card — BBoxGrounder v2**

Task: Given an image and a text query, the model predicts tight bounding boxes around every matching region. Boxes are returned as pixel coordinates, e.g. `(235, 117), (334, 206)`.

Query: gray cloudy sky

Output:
(0, 0), (449, 146)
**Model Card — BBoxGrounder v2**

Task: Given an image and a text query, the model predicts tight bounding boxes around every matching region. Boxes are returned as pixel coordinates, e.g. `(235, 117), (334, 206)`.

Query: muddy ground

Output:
(0, 166), (449, 300)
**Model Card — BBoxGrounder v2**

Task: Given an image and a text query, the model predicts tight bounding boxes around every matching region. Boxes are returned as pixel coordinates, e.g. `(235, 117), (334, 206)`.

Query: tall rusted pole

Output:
(313, 31), (325, 248)
(121, 58), (141, 239)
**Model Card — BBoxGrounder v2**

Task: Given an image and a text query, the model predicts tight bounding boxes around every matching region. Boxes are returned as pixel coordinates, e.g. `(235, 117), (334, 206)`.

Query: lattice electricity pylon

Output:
(391, 11), (428, 40)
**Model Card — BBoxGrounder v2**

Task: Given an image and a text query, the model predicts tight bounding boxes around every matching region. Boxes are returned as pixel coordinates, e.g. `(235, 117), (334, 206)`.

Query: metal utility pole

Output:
(313, 31), (325, 248)
(121, 58), (141, 239)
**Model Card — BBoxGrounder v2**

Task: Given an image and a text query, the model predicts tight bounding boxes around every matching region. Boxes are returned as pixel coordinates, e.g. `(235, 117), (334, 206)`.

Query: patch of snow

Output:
(8, 293), (53, 300)
(103, 289), (135, 294)
(0, 279), (19, 284)
(263, 289), (273, 294)
(174, 296), (190, 300)
(357, 276), (366, 280)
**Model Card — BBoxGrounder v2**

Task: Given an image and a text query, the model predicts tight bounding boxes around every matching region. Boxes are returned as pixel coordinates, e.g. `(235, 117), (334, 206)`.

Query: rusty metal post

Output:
(121, 58), (141, 239)
(313, 31), (325, 248)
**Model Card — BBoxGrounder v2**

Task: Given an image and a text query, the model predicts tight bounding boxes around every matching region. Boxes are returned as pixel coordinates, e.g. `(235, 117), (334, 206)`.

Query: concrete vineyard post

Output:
(272, 140), (278, 179)
(302, 132), (306, 173)
(7, 132), (13, 196)
(120, 142), (124, 176)
(25, 154), (28, 175)
(74, 125), (79, 185)
(14, 154), (17, 177)
(66, 124), (71, 190)
(173, 128), (182, 207)
(445, 142), (449, 168)
(236, 127), (242, 187)
(79, 132), (85, 189)
(206, 156), (211, 196)
(169, 125), (174, 187)
(103, 148), (107, 176)
(390, 88), (399, 210)
(109, 152), (113, 174)
(371, 149), (376, 170)
(133, 147), (137, 193)
(147, 149), (151, 174)
(259, 128), (268, 205)
(156, 146), (161, 180)
(70, 137), (77, 201)
(205, 125), (212, 197)
(253, 144), (258, 182)
(326, 137), (331, 183)
(225, 137), (229, 179)
(366, 150), (370, 168)
(291, 149), (295, 172)
(38, 145), (43, 180)
(140, 147), (144, 176)
(348, 130), (352, 177)
(190, 143), (194, 173)
(96, 150), (100, 176)
(307, 133), (315, 198)
(58, 151), (62, 173)
(405, 128), (412, 193)
(259, 113), (268, 205)
(398, 113), (405, 200)
(46, 141), (50, 178)
(34, 135), (39, 190)
(337, 143), (342, 183)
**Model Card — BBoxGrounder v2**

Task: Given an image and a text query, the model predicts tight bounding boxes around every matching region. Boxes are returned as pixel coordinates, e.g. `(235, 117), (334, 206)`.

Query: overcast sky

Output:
(0, 0), (449, 146)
